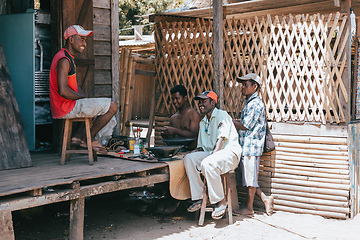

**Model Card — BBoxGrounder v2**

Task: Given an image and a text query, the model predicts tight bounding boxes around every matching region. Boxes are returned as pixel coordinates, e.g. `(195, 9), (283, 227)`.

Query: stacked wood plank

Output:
(257, 134), (350, 219)
(154, 116), (170, 146)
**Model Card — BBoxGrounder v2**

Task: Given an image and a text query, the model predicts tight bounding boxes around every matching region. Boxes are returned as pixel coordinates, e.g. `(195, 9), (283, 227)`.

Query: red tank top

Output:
(49, 48), (78, 118)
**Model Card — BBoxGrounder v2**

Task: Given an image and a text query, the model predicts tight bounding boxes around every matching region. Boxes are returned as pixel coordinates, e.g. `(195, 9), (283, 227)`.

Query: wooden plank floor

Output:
(0, 152), (168, 198)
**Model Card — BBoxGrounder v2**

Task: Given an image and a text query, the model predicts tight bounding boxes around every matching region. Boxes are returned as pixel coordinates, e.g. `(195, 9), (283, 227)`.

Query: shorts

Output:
(62, 98), (111, 119)
(240, 155), (260, 188)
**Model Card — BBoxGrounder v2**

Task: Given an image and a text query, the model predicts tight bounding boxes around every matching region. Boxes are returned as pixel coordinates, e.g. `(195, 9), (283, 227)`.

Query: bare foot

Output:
(264, 195), (274, 216)
(233, 208), (254, 216)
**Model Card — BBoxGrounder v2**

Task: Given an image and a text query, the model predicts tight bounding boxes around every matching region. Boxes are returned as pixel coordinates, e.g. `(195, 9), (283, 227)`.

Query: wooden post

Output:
(111, 0), (120, 136)
(69, 197), (85, 240)
(341, 0), (351, 13)
(340, 0), (352, 123)
(0, 210), (15, 240)
(213, 0), (224, 109)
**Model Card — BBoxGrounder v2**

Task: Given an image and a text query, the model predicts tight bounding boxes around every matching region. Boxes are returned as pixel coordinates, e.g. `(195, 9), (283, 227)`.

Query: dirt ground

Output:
(12, 185), (360, 240)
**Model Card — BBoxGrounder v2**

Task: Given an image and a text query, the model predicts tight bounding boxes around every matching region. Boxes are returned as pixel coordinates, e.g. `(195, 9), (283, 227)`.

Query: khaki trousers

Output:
(183, 149), (239, 204)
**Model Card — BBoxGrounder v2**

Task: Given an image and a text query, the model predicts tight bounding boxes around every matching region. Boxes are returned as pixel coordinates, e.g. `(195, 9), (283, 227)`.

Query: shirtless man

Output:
(161, 85), (201, 150)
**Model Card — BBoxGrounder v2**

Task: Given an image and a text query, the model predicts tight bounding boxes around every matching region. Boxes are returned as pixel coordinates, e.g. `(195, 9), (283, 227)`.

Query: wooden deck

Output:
(0, 152), (169, 240)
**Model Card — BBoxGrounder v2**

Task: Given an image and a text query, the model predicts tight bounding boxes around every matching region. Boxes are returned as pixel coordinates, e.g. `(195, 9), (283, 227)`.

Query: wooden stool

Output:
(198, 171), (234, 226)
(61, 117), (97, 165)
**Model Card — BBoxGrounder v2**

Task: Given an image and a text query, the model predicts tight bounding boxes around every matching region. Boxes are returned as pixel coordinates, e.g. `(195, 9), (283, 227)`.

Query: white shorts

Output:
(62, 98), (111, 119)
(240, 155), (260, 187)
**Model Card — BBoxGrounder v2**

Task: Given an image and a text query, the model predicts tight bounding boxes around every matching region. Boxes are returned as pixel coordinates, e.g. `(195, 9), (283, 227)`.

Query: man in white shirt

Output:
(184, 91), (242, 219)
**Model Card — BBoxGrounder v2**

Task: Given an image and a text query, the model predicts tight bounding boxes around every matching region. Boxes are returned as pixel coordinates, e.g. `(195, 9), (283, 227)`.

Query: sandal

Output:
(80, 140), (107, 153)
(211, 204), (227, 220)
(187, 200), (202, 212)
(71, 137), (82, 145)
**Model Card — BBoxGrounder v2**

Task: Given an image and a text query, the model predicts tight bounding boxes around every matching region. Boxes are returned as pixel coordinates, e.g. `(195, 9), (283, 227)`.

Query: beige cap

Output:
(236, 73), (262, 85)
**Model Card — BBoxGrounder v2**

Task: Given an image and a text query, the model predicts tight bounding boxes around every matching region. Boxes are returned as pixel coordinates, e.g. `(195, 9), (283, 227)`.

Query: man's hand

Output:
(191, 147), (203, 153)
(161, 126), (176, 138)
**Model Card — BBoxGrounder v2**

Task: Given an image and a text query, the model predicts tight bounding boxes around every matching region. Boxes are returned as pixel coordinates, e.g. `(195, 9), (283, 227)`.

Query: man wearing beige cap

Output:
(184, 91), (241, 220)
(49, 25), (118, 151)
(233, 73), (274, 216)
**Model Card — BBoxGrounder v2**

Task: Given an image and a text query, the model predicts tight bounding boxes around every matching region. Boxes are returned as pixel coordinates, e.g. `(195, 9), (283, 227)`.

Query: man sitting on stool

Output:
(184, 91), (241, 219)
(49, 25), (118, 151)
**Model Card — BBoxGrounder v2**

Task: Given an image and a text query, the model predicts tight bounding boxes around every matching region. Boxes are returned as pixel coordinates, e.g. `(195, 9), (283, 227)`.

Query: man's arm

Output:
(213, 137), (225, 153)
(162, 110), (201, 138)
(57, 58), (86, 100)
(233, 119), (248, 131)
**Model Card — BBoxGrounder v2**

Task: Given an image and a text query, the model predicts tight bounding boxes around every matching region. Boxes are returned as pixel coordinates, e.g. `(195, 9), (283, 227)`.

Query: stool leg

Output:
(66, 120), (73, 162)
(84, 118), (94, 165)
(61, 119), (71, 165)
(93, 150), (97, 162)
(226, 176), (233, 225)
(198, 182), (208, 226)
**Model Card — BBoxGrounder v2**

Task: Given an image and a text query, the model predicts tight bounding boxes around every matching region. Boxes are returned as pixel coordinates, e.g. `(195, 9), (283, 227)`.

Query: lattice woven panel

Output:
(154, 19), (213, 116)
(155, 13), (349, 123)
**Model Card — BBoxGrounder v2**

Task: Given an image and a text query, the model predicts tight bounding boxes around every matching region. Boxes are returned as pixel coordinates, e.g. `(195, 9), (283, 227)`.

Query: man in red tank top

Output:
(49, 25), (118, 151)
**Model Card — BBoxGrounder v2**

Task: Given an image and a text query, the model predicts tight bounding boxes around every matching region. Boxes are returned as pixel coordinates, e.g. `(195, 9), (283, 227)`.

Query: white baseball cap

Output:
(64, 25), (93, 40)
(236, 73), (262, 85)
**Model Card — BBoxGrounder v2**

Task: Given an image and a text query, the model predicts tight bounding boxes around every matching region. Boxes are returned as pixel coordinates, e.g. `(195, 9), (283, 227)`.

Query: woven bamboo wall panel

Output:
(238, 134), (350, 219)
(224, 13), (349, 123)
(154, 19), (213, 116)
(155, 13), (349, 123)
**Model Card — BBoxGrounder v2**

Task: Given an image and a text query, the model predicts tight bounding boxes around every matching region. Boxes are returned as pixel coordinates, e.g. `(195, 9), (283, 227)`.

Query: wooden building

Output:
(150, 0), (360, 219)
(0, 0), (119, 151)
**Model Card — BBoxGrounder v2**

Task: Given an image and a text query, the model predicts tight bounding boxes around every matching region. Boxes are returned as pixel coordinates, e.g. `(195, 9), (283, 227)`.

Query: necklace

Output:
(204, 119), (210, 133)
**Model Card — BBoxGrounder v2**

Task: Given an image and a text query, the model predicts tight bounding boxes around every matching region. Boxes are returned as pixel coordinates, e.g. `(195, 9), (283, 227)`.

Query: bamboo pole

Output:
(261, 167), (350, 180)
(264, 164), (349, 175)
(273, 135), (347, 145)
(119, 48), (131, 135)
(271, 159), (349, 170)
(274, 146), (349, 156)
(275, 141), (348, 151)
(271, 183), (349, 197)
(274, 205), (347, 219)
(273, 194), (348, 208)
(127, 61), (137, 122)
(269, 177), (350, 191)
(271, 188), (348, 202)
(259, 172), (350, 185)
(121, 54), (134, 136)
(273, 150), (349, 160)
(274, 199), (349, 214)
(273, 154), (349, 165)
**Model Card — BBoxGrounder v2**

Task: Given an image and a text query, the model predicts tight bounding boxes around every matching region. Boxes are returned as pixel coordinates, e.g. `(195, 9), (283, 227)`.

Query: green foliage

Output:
(119, 0), (184, 35)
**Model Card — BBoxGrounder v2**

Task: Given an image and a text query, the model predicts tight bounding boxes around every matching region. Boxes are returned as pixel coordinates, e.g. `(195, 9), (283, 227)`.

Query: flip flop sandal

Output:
(71, 137), (82, 145)
(80, 140), (107, 153)
(211, 204), (227, 220)
(187, 200), (202, 212)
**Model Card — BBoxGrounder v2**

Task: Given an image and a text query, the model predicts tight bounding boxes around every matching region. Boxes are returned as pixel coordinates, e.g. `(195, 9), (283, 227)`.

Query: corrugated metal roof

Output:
(119, 35), (155, 47)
